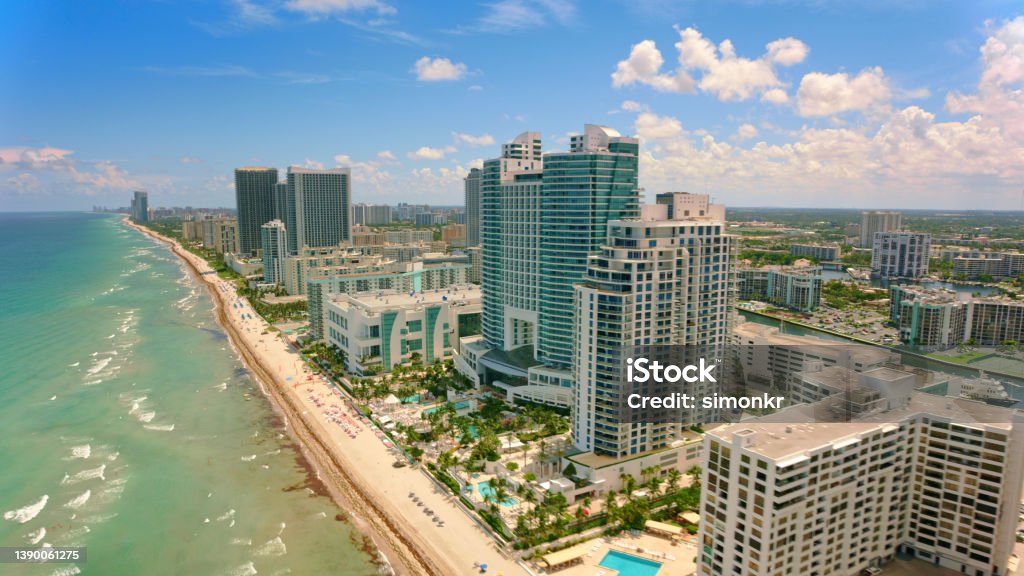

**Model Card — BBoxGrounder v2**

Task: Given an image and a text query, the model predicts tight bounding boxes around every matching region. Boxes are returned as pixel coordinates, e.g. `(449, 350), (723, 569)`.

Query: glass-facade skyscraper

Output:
(466, 125), (640, 408)
(464, 167), (482, 247)
(234, 167), (279, 256)
(536, 126), (640, 368)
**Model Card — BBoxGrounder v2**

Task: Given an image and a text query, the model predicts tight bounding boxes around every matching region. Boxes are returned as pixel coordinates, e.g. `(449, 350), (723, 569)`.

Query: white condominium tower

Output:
(261, 219), (287, 284)
(699, 392), (1024, 576)
(860, 210), (902, 247)
(572, 194), (734, 457)
(286, 166), (351, 255)
(871, 231), (931, 279)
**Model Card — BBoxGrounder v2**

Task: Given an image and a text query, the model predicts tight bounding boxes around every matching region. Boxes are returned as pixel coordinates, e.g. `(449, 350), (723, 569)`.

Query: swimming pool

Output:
(599, 550), (662, 576)
(476, 481), (518, 507)
(423, 400), (472, 415)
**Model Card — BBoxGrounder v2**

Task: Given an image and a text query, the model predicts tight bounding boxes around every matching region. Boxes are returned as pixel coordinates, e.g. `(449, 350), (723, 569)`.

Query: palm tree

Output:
(686, 465), (702, 485)
(666, 469), (682, 494)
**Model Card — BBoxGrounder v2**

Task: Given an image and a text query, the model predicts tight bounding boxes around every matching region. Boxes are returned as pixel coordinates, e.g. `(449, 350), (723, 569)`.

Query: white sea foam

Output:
(26, 527), (46, 544)
(4, 495), (48, 524)
(217, 509), (236, 522)
(144, 423), (175, 432)
(254, 536), (287, 558)
(62, 465), (105, 485)
(137, 411), (156, 423)
(68, 362), (80, 367)
(230, 538), (252, 546)
(107, 451), (120, 462)
(82, 379), (103, 386)
(86, 357), (111, 375)
(77, 513), (117, 525)
(50, 566), (81, 576)
(64, 490), (91, 510)
(225, 562), (258, 576)
(241, 455), (256, 462)
(70, 445), (91, 459)
(215, 382), (228, 391)
(57, 525), (90, 543)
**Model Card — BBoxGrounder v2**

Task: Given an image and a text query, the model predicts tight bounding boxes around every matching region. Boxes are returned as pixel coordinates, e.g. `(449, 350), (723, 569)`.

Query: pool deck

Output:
(538, 533), (697, 576)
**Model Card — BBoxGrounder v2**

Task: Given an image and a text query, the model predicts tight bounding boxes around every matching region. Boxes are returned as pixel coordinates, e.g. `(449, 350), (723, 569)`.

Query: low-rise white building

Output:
(324, 285), (481, 375)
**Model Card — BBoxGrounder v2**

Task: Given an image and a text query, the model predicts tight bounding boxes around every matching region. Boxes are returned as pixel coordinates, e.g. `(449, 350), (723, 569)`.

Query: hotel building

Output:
(458, 125), (640, 408)
(285, 166), (351, 255)
(324, 285), (481, 374)
(306, 258), (470, 341)
(572, 194), (734, 459)
(699, 388), (1024, 576)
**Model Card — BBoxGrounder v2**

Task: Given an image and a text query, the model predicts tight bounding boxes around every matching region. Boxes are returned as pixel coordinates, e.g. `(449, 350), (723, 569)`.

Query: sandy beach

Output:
(125, 218), (531, 576)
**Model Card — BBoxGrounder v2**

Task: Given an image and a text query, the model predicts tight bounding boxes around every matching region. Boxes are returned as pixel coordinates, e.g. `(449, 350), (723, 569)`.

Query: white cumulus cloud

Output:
(796, 67), (892, 117)
(611, 40), (695, 94)
(453, 132), (495, 146)
(414, 57), (467, 81)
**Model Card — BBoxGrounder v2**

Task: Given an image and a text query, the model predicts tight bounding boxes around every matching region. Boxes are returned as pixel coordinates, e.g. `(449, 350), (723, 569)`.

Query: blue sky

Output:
(2, 0), (1023, 210)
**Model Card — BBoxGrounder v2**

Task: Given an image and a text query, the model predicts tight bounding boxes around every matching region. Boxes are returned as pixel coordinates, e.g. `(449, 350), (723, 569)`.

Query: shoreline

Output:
(124, 218), (530, 576)
(124, 218), (439, 575)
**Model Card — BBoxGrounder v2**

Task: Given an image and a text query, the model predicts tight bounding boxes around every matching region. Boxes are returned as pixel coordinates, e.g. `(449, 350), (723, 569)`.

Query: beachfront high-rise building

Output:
(871, 231), (931, 278)
(261, 220), (288, 284)
(698, 390), (1024, 576)
(572, 195), (734, 458)
(235, 167), (279, 256)
(537, 125), (640, 370)
(860, 210), (902, 247)
(130, 190), (149, 222)
(456, 125), (640, 408)
(464, 168), (482, 247)
(285, 166), (351, 255)
(201, 218), (238, 254)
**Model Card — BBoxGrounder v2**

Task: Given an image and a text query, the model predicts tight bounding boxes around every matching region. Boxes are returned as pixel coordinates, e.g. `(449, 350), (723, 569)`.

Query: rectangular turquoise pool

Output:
(599, 550), (662, 576)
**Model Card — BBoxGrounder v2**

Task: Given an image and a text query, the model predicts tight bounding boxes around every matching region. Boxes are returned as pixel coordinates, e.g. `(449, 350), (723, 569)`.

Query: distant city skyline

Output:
(2, 2), (1024, 211)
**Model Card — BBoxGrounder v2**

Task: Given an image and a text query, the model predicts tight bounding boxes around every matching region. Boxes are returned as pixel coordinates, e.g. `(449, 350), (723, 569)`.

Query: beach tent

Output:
(383, 394), (400, 412)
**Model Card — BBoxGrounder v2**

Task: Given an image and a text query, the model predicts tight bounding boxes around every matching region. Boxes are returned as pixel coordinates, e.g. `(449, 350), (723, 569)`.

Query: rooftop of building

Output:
(708, 391), (1018, 461)
(326, 284), (480, 313)
(733, 322), (896, 365)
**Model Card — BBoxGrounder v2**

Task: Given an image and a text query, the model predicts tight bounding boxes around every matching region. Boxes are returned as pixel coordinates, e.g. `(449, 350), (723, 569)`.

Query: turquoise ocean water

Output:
(0, 213), (379, 576)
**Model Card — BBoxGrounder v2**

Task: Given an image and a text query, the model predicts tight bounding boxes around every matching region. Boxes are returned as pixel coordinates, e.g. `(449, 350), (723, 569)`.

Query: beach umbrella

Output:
(480, 564), (488, 573)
